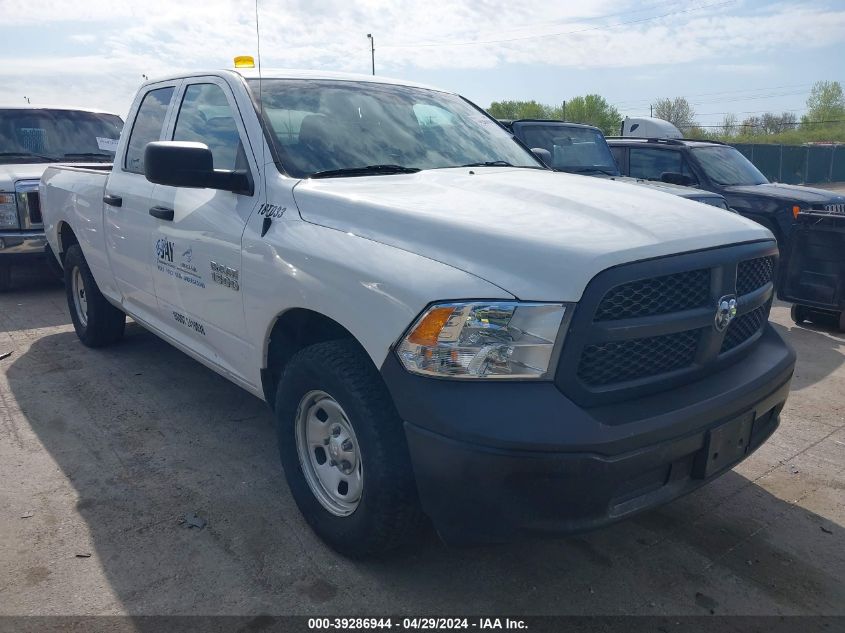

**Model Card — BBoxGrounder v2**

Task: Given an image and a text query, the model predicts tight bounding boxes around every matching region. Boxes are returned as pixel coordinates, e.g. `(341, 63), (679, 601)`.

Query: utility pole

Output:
(562, 100), (566, 121)
(367, 34), (375, 76)
(650, 104), (653, 117)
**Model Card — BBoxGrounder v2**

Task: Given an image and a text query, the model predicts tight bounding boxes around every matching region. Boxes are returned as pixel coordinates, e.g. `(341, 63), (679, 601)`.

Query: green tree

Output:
(720, 113), (738, 137)
(802, 80), (845, 125)
(487, 100), (553, 120)
(741, 112), (797, 135)
(652, 97), (697, 131)
(560, 95), (622, 135)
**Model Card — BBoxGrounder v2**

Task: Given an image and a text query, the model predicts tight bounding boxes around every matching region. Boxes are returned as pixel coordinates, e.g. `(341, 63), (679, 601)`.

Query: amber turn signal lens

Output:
(406, 306), (455, 346)
(793, 205), (801, 218)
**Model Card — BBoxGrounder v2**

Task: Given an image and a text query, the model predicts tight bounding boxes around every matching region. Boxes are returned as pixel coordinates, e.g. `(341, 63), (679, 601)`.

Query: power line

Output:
(615, 89), (812, 110)
(381, 0), (735, 49)
(692, 120), (844, 129)
(626, 107), (807, 118)
(611, 82), (816, 107)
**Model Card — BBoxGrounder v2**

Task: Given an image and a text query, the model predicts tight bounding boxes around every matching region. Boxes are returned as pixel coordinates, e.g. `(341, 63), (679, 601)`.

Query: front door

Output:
(149, 78), (262, 383)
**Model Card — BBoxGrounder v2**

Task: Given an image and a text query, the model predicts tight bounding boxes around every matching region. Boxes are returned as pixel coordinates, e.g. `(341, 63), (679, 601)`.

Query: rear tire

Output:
(0, 264), (11, 292)
(274, 339), (425, 558)
(790, 304), (807, 325)
(64, 245), (125, 347)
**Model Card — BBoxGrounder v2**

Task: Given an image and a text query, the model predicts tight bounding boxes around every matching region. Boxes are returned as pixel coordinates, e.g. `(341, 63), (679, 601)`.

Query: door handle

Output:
(103, 194), (122, 207)
(149, 206), (174, 221)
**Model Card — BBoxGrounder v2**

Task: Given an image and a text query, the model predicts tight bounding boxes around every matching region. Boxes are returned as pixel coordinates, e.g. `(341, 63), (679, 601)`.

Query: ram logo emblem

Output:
(715, 295), (738, 332)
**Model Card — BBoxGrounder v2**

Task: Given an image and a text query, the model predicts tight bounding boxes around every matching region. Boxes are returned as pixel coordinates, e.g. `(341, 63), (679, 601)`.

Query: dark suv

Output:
(606, 137), (845, 250)
(501, 120), (732, 210)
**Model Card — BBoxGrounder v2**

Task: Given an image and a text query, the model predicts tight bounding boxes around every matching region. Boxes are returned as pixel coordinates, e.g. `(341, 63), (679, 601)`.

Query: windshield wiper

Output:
(63, 152), (114, 161)
(310, 164), (421, 179)
(0, 151), (57, 161)
(460, 160), (514, 167)
(567, 167), (617, 176)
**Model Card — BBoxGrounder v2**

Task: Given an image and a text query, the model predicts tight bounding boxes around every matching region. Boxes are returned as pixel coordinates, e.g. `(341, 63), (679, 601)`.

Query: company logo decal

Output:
(156, 238), (174, 263)
(715, 295), (737, 332)
(154, 237), (205, 289)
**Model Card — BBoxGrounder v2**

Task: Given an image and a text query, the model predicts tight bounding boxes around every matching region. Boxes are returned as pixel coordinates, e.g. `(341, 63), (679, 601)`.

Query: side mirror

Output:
(144, 141), (252, 195)
(660, 171), (694, 186)
(531, 147), (552, 167)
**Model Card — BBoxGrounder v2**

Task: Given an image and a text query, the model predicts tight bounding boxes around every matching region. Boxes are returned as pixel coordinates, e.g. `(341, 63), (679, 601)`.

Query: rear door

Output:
(105, 83), (180, 318)
(148, 77), (261, 382)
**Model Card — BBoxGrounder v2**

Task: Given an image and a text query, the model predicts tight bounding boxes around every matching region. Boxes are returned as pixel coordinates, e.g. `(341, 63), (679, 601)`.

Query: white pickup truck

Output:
(41, 69), (795, 557)
(1, 105), (123, 290)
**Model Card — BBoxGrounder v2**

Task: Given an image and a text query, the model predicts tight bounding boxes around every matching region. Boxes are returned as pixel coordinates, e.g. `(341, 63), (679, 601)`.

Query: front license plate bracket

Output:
(694, 411), (754, 479)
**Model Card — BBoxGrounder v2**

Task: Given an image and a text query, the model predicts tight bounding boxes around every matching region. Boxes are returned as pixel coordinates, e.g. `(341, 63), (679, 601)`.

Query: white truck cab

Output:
(620, 116), (683, 139)
(0, 105), (123, 290)
(41, 69), (795, 556)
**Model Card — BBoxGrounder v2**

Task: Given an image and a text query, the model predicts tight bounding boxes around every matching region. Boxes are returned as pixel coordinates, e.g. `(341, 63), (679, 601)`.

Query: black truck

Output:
(605, 136), (845, 251)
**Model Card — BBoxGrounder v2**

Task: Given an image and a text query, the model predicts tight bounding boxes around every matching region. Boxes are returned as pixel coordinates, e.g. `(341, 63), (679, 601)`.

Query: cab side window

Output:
(172, 83), (246, 171)
(629, 148), (697, 183)
(124, 87), (175, 174)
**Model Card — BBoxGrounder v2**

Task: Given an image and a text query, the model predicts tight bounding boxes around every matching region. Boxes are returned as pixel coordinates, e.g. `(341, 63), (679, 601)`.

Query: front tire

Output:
(275, 339), (425, 557)
(64, 245), (125, 347)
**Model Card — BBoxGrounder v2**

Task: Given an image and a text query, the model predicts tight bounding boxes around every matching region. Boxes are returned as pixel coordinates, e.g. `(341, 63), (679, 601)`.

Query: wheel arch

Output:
(56, 221), (80, 262)
(261, 307), (372, 409)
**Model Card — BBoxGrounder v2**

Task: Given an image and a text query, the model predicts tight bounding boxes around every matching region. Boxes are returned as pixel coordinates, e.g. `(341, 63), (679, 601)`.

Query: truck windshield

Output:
(247, 79), (542, 178)
(692, 146), (768, 186)
(512, 123), (619, 176)
(0, 109), (124, 164)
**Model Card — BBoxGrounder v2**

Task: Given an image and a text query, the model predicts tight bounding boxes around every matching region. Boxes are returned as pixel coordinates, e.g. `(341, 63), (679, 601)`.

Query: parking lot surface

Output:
(1, 269), (843, 616)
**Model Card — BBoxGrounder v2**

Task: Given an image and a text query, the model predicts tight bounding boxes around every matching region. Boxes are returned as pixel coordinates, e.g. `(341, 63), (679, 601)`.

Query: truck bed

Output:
(39, 163), (114, 283)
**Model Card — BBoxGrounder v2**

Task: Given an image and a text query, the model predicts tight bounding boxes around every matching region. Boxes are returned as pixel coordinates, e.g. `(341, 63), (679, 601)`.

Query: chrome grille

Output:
(823, 203), (845, 215)
(721, 300), (771, 353)
(556, 243), (778, 406)
(594, 269), (710, 321)
(578, 329), (702, 386)
(736, 256), (775, 295)
(14, 180), (42, 228)
(26, 192), (42, 224)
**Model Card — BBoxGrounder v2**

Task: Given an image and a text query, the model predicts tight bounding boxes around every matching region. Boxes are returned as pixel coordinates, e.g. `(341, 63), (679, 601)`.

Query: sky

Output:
(1, 0), (844, 128)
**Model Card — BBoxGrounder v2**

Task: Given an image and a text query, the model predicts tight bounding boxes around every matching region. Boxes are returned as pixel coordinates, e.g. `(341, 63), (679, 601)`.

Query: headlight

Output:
(396, 301), (567, 379)
(0, 193), (19, 229)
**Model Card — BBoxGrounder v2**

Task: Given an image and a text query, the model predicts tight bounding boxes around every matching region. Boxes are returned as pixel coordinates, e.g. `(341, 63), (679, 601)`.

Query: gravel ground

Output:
(1, 267), (843, 617)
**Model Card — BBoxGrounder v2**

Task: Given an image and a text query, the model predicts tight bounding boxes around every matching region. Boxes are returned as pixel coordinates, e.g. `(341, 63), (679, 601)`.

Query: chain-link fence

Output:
(732, 143), (845, 184)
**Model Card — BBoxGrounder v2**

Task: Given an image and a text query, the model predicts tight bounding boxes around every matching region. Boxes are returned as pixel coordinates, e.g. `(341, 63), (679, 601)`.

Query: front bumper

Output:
(381, 325), (795, 544)
(0, 231), (47, 262)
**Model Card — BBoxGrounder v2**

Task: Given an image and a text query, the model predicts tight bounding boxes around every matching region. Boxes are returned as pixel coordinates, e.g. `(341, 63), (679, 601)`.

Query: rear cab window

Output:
(124, 87), (176, 174)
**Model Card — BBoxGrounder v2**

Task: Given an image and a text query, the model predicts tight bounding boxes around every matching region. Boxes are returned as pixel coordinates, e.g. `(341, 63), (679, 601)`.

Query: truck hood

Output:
(292, 168), (772, 301)
(724, 182), (845, 205)
(0, 163), (49, 190)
